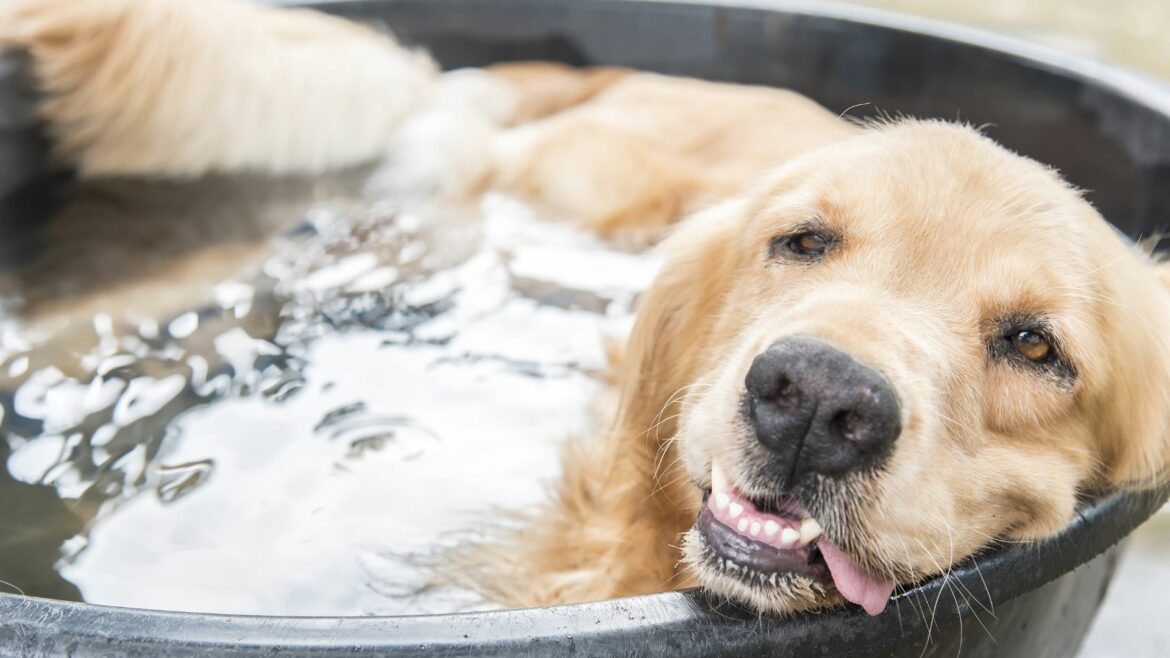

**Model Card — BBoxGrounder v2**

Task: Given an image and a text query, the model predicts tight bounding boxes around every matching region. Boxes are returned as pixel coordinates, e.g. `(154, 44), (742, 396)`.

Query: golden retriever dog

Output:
(4, 0), (1170, 618)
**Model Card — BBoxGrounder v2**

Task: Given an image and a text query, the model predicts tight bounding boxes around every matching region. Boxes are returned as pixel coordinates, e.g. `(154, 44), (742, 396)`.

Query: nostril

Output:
(772, 376), (801, 411)
(831, 410), (863, 443)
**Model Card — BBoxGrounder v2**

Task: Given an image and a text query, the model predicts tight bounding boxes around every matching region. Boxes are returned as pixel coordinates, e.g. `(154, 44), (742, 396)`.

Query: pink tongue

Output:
(817, 539), (896, 616)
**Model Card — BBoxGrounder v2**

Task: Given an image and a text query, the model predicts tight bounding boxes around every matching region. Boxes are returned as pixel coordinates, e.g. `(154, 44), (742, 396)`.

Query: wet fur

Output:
(4, 0), (1170, 614)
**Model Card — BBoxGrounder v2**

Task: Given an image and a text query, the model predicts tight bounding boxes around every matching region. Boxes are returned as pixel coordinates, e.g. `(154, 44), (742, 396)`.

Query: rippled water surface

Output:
(0, 177), (657, 615)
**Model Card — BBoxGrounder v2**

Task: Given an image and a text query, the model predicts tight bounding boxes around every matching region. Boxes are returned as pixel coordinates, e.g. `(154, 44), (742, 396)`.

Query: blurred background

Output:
(832, 1), (1170, 656)
(846, 0), (1170, 81)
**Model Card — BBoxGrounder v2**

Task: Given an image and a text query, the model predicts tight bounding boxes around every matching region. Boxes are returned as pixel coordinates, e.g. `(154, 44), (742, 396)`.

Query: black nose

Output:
(745, 337), (901, 480)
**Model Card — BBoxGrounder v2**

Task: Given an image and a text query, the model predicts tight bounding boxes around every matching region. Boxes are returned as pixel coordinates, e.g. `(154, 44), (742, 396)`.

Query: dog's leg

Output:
(0, 0), (437, 178)
(481, 63), (697, 242)
(492, 120), (704, 244)
(362, 62), (637, 212)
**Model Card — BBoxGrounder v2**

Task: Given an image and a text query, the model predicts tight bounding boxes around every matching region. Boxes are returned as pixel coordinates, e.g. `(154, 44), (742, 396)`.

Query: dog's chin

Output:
(682, 504), (841, 615)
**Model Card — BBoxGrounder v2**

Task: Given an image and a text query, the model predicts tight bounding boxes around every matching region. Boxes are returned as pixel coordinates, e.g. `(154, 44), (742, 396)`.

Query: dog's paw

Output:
(364, 69), (518, 205)
(365, 101), (500, 205)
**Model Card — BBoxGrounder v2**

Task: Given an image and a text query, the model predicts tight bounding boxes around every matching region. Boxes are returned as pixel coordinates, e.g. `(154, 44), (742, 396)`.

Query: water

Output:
(0, 176), (658, 615)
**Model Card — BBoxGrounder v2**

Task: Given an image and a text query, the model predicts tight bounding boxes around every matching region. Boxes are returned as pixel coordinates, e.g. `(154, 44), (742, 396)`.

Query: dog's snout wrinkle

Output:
(745, 337), (901, 481)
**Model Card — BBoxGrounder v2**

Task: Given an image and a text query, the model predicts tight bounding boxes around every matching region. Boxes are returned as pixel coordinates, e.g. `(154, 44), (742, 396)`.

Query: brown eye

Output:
(788, 232), (828, 256)
(1011, 330), (1051, 362)
(769, 227), (835, 262)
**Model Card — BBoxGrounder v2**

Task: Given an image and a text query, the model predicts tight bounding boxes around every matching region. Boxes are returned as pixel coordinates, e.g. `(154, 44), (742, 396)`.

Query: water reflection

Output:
(0, 439), (83, 600)
(0, 174), (657, 614)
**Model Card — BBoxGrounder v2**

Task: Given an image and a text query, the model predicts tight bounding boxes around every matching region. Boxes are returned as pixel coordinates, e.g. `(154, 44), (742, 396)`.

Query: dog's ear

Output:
(1095, 258), (1170, 489)
(614, 198), (748, 436)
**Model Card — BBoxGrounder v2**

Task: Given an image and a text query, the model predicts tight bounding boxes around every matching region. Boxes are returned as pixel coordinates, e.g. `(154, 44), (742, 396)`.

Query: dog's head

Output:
(620, 120), (1170, 615)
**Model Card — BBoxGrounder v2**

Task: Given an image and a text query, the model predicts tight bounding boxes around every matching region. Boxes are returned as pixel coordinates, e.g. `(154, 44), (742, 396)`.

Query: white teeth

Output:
(799, 517), (823, 545)
(708, 461), (821, 552)
(779, 528), (800, 546)
(711, 461), (728, 492)
(714, 491), (730, 510)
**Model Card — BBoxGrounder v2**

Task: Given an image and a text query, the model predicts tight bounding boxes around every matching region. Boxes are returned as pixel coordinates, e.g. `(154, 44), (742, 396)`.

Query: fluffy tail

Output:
(0, 0), (438, 178)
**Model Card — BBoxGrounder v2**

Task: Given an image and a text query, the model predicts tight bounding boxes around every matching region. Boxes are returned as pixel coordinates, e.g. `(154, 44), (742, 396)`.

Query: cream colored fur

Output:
(5, 0), (1170, 617)
(0, 0), (436, 177)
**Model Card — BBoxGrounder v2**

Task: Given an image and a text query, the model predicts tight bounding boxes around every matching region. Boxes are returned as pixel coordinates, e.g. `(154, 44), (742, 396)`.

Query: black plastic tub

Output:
(2, 0), (1170, 656)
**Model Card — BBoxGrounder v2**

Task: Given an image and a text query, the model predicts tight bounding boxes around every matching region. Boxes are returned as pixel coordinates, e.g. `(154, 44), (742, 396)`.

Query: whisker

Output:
(0, 578), (25, 596)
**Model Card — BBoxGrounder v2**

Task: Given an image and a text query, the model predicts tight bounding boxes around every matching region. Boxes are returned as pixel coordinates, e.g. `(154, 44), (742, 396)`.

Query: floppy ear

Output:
(439, 200), (751, 607)
(614, 198), (749, 437)
(1096, 258), (1170, 489)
